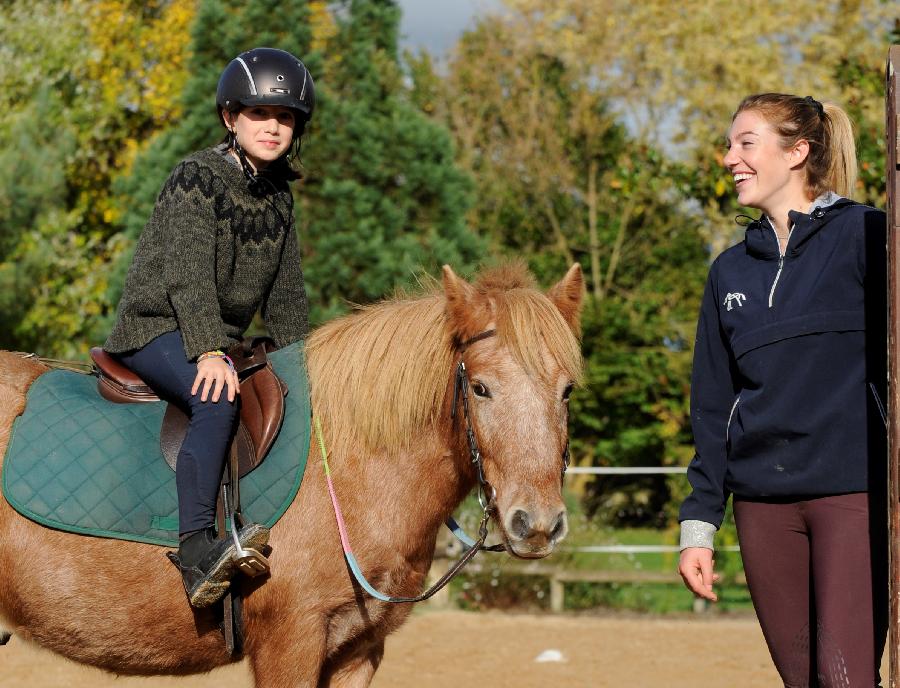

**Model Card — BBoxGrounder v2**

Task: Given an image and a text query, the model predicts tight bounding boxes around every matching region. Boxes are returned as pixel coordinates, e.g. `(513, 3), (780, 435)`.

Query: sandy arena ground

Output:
(0, 609), (807, 688)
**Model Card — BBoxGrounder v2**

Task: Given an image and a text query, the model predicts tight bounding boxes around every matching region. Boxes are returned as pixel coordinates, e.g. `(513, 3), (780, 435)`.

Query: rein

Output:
(315, 328), (506, 604)
(14, 352), (95, 375)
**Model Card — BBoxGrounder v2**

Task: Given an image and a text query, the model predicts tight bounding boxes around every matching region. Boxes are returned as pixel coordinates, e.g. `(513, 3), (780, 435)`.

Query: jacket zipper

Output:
(726, 394), (741, 443)
(768, 255), (784, 308)
(766, 222), (788, 308)
(869, 383), (887, 427)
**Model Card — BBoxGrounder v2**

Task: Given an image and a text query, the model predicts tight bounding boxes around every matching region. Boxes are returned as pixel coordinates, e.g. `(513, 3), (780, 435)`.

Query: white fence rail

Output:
(564, 465), (740, 553)
(567, 466), (686, 474)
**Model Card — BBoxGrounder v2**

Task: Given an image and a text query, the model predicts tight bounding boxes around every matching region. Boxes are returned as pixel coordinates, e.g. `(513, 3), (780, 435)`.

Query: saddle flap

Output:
(239, 362), (287, 460)
(161, 407), (259, 479)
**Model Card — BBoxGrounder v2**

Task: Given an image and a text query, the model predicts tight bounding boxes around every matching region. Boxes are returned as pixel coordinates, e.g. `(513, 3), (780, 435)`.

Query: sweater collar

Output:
(214, 142), (242, 171)
(200, 145), (290, 196)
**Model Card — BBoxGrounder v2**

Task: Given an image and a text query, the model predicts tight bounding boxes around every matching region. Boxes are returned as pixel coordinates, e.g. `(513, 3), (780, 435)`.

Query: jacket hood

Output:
(743, 196), (856, 259)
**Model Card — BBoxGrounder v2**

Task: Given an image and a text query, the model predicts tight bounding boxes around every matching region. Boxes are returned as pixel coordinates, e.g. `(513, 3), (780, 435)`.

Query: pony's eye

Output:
(472, 381), (491, 398)
(562, 383), (574, 402)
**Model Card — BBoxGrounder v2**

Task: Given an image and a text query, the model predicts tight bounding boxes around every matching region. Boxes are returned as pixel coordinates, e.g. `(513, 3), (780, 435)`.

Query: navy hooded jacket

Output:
(679, 198), (887, 528)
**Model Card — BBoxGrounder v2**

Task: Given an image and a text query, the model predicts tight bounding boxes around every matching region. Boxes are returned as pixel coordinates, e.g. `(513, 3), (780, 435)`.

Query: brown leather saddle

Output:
(90, 337), (287, 479)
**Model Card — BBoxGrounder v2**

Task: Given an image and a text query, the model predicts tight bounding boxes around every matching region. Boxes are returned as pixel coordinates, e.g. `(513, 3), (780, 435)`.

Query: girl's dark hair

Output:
(734, 93), (857, 199)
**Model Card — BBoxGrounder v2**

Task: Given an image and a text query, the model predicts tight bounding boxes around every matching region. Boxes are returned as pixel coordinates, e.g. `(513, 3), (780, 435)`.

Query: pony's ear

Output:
(547, 263), (584, 334)
(442, 265), (491, 340)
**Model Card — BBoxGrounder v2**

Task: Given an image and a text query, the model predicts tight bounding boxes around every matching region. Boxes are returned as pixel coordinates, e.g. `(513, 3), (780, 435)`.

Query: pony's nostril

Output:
(509, 509), (530, 540)
(550, 511), (568, 542)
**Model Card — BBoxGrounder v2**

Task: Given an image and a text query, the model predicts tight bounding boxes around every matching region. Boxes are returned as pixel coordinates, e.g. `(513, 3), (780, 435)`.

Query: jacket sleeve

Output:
(679, 259), (740, 530)
(261, 224), (309, 348)
(161, 162), (232, 360)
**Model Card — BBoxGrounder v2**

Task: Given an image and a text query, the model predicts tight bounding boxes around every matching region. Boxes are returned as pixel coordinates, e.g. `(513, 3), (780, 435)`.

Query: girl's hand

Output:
(678, 547), (720, 602)
(192, 356), (240, 403)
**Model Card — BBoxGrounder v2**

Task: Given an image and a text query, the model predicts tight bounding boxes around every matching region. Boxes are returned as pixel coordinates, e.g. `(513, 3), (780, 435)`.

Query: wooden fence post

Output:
(550, 576), (565, 613)
(887, 43), (899, 688)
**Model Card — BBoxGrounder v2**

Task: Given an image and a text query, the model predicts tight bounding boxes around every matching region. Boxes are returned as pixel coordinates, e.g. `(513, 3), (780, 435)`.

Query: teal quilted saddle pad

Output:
(2, 341), (310, 546)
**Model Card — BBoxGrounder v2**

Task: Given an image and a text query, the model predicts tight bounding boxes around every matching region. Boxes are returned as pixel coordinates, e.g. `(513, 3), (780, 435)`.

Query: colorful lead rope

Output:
(314, 416), (484, 603)
(316, 416), (416, 602)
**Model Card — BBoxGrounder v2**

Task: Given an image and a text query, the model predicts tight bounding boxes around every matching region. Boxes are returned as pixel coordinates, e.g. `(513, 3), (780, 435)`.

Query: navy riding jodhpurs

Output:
(114, 330), (238, 535)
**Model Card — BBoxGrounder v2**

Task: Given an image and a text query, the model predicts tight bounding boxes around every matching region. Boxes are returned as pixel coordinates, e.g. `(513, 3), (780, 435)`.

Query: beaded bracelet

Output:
(197, 350), (235, 371)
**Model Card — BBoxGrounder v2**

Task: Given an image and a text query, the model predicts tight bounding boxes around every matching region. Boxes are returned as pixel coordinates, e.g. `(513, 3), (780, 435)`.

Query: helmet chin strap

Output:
(229, 129), (277, 199)
(228, 130), (259, 185)
(225, 123), (292, 252)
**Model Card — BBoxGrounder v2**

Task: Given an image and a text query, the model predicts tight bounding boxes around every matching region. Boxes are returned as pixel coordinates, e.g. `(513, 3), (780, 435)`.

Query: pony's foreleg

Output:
(249, 624), (327, 688)
(318, 641), (384, 688)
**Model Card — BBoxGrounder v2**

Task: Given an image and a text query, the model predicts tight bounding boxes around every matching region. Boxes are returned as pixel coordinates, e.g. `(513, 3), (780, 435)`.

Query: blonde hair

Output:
(734, 93), (857, 199)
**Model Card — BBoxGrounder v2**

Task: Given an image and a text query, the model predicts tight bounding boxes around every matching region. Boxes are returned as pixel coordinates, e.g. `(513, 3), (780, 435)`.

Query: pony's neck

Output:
(373, 389), (478, 542)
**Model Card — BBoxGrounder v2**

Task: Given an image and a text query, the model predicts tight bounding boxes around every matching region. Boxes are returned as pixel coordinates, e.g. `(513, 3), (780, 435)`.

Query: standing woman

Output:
(104, 48), (314, 608)
(678, 93), (887, 686)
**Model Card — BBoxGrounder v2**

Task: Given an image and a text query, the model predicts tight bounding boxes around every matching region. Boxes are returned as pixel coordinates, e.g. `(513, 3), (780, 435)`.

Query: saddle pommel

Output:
(90, 347), (159, 403)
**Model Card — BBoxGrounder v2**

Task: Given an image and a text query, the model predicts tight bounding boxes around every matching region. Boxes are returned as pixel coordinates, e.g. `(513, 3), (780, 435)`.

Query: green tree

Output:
(0, 0), (194, 356)
(298, 0), (483, 321)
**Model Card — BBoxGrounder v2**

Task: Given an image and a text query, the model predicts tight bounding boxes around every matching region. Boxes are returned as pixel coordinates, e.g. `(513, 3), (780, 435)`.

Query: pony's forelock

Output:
(475, 262), (582, 385)
(494, 290), (583, 385)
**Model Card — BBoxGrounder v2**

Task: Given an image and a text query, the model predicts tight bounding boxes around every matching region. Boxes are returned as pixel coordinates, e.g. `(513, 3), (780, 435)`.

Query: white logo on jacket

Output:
(723, 292), (746, 311)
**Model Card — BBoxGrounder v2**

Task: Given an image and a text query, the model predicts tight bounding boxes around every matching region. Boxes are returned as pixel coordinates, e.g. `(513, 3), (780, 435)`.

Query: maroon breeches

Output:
(734, 493), (888, 688)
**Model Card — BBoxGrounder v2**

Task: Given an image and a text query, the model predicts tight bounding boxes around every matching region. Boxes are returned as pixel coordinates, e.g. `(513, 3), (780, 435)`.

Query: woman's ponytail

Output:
(822, 103), (857, 199)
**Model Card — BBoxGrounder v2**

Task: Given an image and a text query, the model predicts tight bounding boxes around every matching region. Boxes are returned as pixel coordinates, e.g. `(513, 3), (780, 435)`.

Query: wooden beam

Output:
(887, 43), (900, 688)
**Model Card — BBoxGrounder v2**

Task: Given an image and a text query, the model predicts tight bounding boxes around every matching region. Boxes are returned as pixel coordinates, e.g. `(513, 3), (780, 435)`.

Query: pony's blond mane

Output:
(306, 264), (582, 453)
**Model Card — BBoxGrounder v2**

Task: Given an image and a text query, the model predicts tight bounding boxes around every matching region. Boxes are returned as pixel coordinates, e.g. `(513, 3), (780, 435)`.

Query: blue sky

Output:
(396, 0), (502, 57)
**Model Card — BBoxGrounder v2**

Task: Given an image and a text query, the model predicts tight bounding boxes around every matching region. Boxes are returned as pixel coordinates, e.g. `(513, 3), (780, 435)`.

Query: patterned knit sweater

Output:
(105, 146), (308, 360)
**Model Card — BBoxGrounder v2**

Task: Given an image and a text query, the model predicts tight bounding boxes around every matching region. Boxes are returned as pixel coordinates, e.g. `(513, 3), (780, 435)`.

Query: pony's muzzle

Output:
(503, 505), (568, 557)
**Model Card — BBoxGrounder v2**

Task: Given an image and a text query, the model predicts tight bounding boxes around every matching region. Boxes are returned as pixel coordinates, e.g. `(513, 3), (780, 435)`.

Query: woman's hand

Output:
(678, 547), (720, 602)
(192, 356), (240, 403)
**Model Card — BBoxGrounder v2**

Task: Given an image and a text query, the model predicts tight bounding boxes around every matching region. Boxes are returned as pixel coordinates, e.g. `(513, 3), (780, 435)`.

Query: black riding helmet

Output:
(216, 47), (315, 138)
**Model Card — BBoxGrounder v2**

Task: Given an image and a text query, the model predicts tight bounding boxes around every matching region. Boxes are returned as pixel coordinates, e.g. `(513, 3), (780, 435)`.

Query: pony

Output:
(0, 262), (584, 687)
